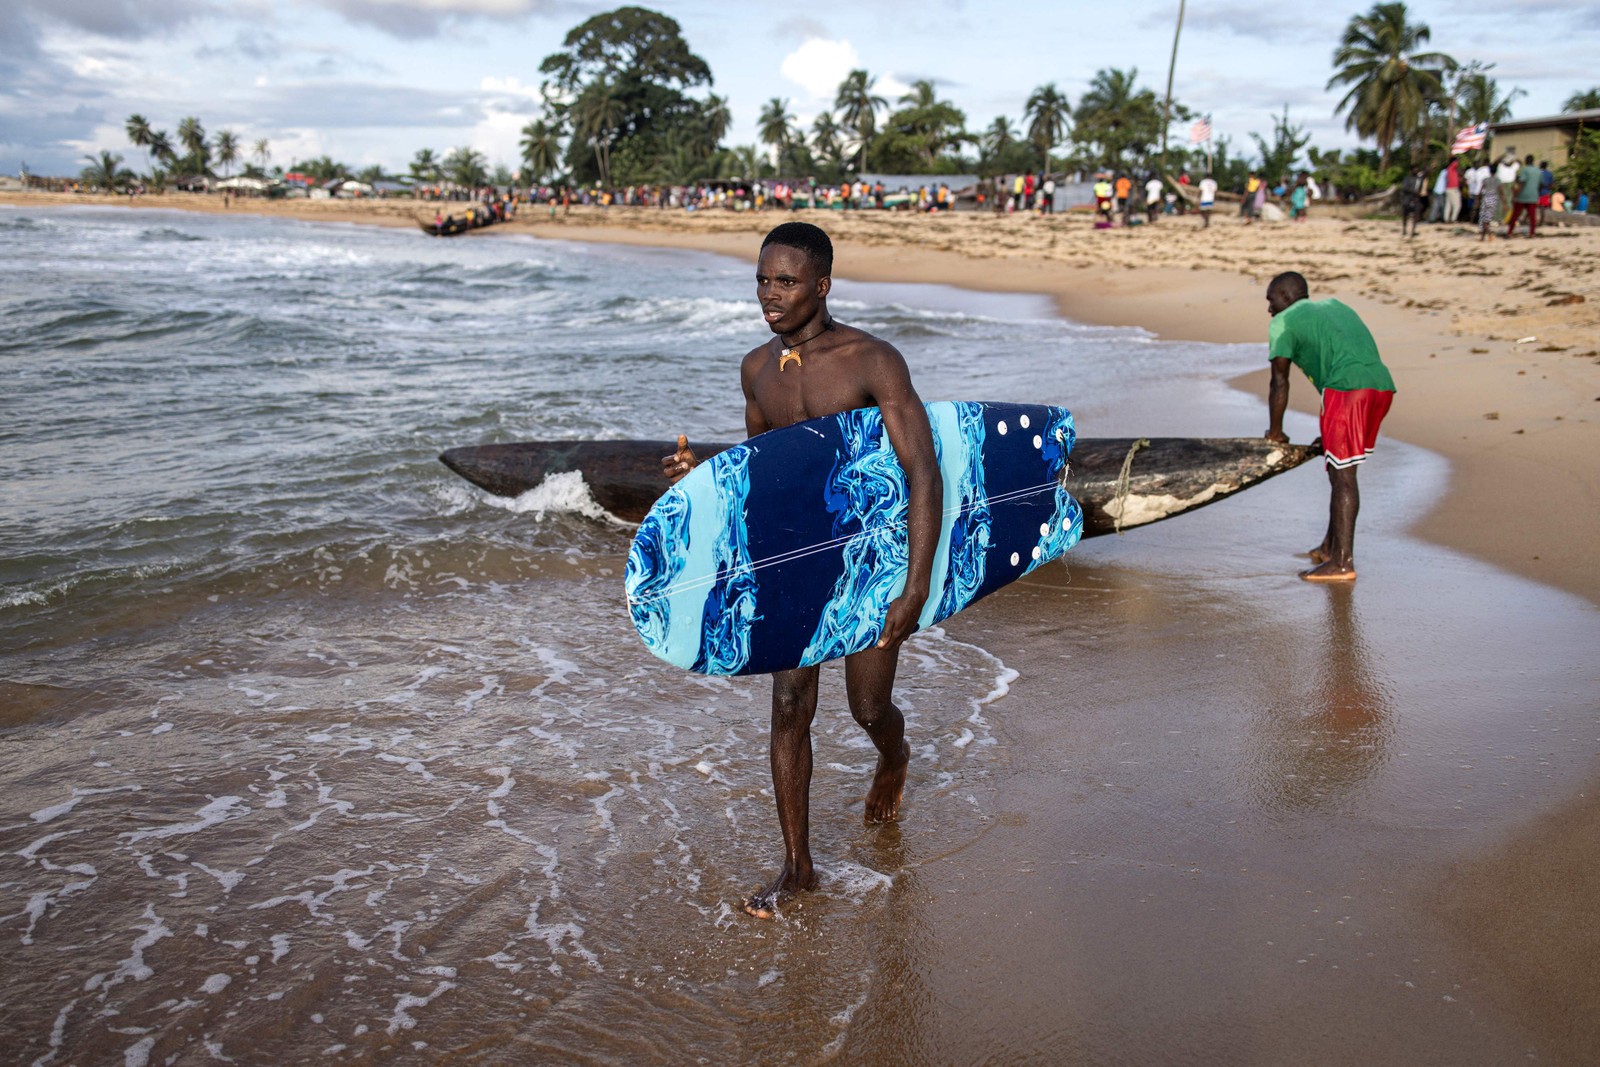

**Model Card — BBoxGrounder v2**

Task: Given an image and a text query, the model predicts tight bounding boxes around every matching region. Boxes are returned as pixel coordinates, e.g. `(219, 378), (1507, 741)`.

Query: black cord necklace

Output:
(778, 319), (834, 371)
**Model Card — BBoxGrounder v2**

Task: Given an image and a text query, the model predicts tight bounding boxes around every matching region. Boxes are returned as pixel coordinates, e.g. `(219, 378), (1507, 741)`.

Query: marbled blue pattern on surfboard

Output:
(624, 401), (1082, 676)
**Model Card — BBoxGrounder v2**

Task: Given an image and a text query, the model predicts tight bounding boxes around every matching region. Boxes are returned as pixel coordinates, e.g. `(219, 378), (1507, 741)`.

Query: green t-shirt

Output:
(1516, 164), (1542, 203)
(1268, 298), (1395, 393)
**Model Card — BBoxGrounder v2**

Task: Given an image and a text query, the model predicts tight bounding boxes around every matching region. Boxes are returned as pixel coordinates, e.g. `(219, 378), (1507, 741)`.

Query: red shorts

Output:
(1320, 388), (1394, 469)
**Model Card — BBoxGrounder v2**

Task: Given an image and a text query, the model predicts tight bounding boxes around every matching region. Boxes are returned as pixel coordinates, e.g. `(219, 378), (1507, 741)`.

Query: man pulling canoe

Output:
(1263, 271), (1396, 582)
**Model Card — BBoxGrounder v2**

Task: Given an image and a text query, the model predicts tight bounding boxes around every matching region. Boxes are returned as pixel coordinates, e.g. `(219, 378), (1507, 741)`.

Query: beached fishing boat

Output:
(418, 207), (500, 237)
(439, 435), (1316, 537)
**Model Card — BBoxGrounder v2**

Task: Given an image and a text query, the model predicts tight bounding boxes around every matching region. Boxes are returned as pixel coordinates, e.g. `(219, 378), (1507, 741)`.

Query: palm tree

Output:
(758, 98), (797, 169)
(215, 130), (240, 182)
(148, 130), (176, 174)
(176, 116), (210, 176)
(1074, 68), (1163, 169)
(835, 69), (887, 171)
(899, 80), (938, 111)
(410, 148), (440, 184)
(1564, 87), (1600, 112)
(253, 138), (271, 172)
(1024, 83), (1070, 170)
(572, 78), (624, 187)
(125, 114), (154, 174)
(811, 111), (844, 169)
(81, 150), (132, 192)
(702, 94), (732, 147)
(1327, 2), (1456, 168)
(445, 146), (489, 189)
(983, 116), (1018, 157)
(1453, 62), (1525, 125)
(520, 121), (560, 183)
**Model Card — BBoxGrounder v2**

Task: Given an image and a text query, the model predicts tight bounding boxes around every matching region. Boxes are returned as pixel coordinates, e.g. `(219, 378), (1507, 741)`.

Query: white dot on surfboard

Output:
(1010, 552), (1020, 566)
(1033, 435), (1042, 449)
(1031, 546), (1042, 560)
(997, 421), (1007, 435)
(1039, 522), (1049, 537)
(1019, 414), (1030, 429)
(1062, 519), (1071, 532)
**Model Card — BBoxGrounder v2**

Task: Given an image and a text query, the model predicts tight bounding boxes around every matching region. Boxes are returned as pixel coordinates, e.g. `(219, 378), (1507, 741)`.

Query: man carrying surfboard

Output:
(1263, 271), (1396, 582)
(662, 221), (944, 918)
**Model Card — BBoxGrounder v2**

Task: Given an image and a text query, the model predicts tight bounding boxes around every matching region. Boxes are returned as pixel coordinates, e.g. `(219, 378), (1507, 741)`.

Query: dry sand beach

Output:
(5, 191), (1599, 1063)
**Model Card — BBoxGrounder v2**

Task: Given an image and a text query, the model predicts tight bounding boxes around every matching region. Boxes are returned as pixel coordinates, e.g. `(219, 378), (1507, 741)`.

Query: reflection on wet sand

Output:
(1246, 585), (1395, 812)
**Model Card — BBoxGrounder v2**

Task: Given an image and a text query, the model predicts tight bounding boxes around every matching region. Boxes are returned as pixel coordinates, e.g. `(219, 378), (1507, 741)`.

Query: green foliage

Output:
(410, 148), (441, 184)
(1250, 106), (1311, 182)
(1453, 61), (1524, 125)
(519, 122), (560, 183)
(1308, 146), (1403, 197)
(976, 116), (1037, 176)
(866, 80), (972, 173)
(1564, 88), (1600, 113)
(835, 69), (887, 172)
(292, 156), (347, 183)
(538, 6), (716, 187)
(444, 146), (488, 187)
(1072, 68), (1167, 170)
(1558, 126), (1600, 205)
(1024, 83), (1070, 170)
(215, 130), (240, 179)
(1327, 2), (1456, 167)
(80, 150), (134, 191)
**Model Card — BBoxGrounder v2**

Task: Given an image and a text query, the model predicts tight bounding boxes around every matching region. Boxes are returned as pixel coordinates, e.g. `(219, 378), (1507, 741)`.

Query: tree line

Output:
(84, 2), (1600, 199)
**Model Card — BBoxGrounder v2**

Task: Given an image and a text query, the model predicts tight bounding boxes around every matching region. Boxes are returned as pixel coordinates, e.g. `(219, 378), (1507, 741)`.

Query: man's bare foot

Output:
(1300, 561), (1356, 582)
(863, 740), (911, 824)
(1305, 545), (1331, 565)
(742, 863), (817, 919)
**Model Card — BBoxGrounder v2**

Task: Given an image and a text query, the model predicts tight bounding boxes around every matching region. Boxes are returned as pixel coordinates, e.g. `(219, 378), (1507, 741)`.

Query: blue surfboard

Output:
(624, 401), (1083, 676)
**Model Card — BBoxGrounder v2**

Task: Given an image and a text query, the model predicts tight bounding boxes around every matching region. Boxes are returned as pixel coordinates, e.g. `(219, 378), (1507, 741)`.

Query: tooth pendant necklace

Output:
(778, 319), (833, 371)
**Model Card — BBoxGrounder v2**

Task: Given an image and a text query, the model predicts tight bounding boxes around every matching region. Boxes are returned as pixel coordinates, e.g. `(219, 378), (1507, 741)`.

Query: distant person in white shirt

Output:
(1198, 174), (1219, 228)
(1145, 176), (1163, 223)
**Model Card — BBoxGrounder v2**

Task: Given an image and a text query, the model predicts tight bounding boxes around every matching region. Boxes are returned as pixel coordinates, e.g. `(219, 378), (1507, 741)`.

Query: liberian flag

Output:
(1190, 116), (1213, 144)
(1451, 122), (1489, 155)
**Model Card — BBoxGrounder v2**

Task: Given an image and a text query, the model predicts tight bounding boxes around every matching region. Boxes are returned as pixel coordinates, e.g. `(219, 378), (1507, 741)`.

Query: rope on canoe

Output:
(1112, 438), (1150, 535)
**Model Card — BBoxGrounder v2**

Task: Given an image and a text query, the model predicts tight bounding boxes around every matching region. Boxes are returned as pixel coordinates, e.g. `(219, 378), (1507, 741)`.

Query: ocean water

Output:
(2, 205), (1269, 1064)
(10, 205), (1595, 1064)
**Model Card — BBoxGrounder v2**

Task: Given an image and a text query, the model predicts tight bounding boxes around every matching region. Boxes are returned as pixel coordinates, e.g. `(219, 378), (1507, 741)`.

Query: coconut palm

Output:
(520, 120), (561, 183)
(811, 111), (845, 169)
(1453, 62), (1525, 125)
(215, 130), (240, 181)
(701, 94), (732, 147)
(81, 150), (133, 192)
(1073, 67), (1164, 169)
(253, 138), (271, 171)
(1024, 83), (1070, 170)
(572, 78), (625, 187)
(148, 130), (176, 170)
(758, 98), (798, 169)
(983, 116), (1019, 157)
(1327, 2), (1456, 168)
(125, 114), (154, 174)
(177, 117), (209, 169)
(835, 69), (887, 171)
(1564, 87), (1600, 112)
(445, 146), (488, 189)
(410, 148), (440, 184)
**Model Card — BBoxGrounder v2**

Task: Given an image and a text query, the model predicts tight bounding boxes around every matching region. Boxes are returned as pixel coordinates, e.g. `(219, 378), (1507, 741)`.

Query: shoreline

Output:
(8, 191), (1597, 606)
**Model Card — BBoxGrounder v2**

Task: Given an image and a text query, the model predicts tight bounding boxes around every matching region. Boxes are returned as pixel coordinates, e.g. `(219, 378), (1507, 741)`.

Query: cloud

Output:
(251, 81), (486, 128)
(311, 0), (556, 39)
(779, 38), (860, 101)
(14, 0), (216, 39)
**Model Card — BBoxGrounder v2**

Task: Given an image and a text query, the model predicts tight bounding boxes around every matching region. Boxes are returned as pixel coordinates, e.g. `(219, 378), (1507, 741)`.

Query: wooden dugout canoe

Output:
(439, 436), (1316, 538)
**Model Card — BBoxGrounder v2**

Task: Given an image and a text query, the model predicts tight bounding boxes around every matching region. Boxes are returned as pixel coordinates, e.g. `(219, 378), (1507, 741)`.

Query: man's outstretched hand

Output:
(662, 434), (697, 484)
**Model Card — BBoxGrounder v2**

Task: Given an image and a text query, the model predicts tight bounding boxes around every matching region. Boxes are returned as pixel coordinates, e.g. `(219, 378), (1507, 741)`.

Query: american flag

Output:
(1190, 116), (1212, 144)
(1451, 122), (1489, 154)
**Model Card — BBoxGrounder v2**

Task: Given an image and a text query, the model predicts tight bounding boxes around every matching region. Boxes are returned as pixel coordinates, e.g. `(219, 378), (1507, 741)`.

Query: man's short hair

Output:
(1268, 271), (1309, 304)
(1525, 154), (1535, 164)
(762, 221), (833, 277)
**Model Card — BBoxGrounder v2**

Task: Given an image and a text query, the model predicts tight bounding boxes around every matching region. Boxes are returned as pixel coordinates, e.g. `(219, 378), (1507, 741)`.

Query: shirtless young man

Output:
(662, 221), (943, 918)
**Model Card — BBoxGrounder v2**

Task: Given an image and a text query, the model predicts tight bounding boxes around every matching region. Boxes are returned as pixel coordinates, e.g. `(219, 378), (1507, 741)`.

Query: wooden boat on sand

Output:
(438, 436), (1317, 538)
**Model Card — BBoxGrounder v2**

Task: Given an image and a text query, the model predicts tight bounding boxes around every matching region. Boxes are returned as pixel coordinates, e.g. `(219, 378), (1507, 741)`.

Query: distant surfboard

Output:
(623, 401), (1082, 676)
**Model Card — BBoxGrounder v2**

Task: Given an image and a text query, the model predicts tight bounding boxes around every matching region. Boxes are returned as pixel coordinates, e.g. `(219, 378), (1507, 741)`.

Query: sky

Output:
(3, 0), (1598, 178)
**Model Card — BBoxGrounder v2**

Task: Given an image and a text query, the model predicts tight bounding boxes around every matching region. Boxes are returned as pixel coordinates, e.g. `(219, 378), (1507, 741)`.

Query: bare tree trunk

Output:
(1160, 0), (1187, 174)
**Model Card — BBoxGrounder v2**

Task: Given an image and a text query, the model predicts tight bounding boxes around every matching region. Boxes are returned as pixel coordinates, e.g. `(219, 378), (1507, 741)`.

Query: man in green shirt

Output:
(1506, 153), (1541, 238)
(1264, 271), (1396, 582)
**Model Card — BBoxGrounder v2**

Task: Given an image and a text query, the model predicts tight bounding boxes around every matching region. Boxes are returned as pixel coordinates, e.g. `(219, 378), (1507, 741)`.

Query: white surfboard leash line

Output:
(626, 477), (1072, 607)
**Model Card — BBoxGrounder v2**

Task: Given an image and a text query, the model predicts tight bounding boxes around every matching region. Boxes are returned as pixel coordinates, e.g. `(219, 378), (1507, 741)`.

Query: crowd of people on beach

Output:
(1399, 149), (1587, 241)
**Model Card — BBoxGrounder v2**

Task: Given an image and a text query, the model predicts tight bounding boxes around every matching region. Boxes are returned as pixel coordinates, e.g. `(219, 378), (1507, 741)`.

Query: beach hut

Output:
(1488, 109), (1600, 170)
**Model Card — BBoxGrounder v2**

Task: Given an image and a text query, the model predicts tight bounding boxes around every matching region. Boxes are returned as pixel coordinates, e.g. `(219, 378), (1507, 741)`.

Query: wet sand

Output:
(5, 192), (1597, 1063)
